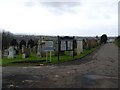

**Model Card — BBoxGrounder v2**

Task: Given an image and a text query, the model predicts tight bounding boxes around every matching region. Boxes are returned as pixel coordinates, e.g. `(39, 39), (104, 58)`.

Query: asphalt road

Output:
(2, 43), (119, 88)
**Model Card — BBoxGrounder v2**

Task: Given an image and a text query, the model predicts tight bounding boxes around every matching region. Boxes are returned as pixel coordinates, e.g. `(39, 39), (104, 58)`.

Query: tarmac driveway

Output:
(2, 43), (119, 88)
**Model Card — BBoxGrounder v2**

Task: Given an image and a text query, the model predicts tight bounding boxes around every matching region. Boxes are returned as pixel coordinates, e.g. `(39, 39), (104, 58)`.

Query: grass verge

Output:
(1, 45), (101, 66)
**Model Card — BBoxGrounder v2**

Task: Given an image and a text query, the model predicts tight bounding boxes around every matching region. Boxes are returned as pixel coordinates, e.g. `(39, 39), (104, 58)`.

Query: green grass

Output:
(2, 55), (45, 66)
(114, 40), (120, 47)
(1, 45), (101, 66)
(75, 45), (100, 59)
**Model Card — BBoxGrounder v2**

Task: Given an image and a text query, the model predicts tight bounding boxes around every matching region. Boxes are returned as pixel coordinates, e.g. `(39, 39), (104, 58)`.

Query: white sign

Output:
(68, 41), (73, 50)
(61, 41), (66, 51)
(43, 41), (54, 51)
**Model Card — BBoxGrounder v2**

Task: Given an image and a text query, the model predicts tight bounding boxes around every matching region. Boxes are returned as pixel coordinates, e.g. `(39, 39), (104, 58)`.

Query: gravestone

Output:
(91, 39), (97, 48)
(0, 50), (1, 59)
(69, 51), (73, 56)
(22, 53), (26, 59)
(3, 49), (8, 57)
(37, 39), (41, 56)
(22, 48), (30, 58)
(28, 45), (31, 53)
(87, 39), (97, 49)
(77, 40), (83, 55)
(8, 46), (15, 59)
(32, 46), (37, 54)
(14, 45), (18, 54)
(22, 45), (25, 53)
(22, 45), (30, 58)
(41, 51), (46, 57)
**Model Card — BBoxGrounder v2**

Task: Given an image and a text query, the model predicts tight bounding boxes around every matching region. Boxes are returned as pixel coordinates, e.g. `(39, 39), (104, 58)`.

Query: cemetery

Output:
(1, 35), (101, 66)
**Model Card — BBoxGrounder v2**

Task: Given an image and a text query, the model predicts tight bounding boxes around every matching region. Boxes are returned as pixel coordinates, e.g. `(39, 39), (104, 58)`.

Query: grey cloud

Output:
(23, 0), (35, 7)
(23, 0), (81, 14)
(41, 2), (80, 8)
(40, 2), (81, 14)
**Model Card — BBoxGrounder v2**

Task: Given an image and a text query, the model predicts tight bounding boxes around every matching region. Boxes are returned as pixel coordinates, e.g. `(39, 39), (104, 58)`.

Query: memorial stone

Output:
(8, 46), (15, 59)
(77, 40), (83, 55)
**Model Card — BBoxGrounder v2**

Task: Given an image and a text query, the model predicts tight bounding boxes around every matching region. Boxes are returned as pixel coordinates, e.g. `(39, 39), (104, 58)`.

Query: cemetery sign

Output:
(43, 41), (54, 51)
(57, 36), (75, 60)
(61, 40), (66, 51)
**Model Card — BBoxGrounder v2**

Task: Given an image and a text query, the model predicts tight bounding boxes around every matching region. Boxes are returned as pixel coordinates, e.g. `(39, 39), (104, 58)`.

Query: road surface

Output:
(2, 43), (119, 88)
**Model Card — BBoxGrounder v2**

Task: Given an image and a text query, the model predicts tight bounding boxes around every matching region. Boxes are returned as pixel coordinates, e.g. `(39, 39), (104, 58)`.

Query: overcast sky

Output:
(0, 0), (119, 36)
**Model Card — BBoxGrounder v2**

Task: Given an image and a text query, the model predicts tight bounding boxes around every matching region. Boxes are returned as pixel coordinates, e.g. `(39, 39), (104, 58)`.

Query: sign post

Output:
(46, 51), (48, 62)
(50, 51), (52, 62)
(43, 41), (54, 62)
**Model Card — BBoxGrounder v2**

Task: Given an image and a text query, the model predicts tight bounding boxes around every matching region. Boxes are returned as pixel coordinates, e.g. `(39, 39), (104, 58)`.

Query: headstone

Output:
(22, 48), (30, 58)
(14, 46), (18, 54)
(22, 45), (25, 53)
(41, 51), (46, 57)
(25, 48), (30, 58)
(28, 45), (31, 53)
(22, 53), (26, 59)
(77, 40), (83, 55)
(32, 46), (37, 54)
(0, 50), (1, 59)
(87, 39), (97, 49)
(69, 51), (73, 56)
(91, 39), (97, 48)
(13, 47), (16, 56)
(37, 39), (41, 56)
(8, 46), (15, 59)
(83, 39), (88, 50)
(3, 49), (8, 57)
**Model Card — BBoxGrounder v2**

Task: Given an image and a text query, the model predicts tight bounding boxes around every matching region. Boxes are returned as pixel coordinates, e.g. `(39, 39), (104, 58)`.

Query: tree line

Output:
(1, 30), (110, 50)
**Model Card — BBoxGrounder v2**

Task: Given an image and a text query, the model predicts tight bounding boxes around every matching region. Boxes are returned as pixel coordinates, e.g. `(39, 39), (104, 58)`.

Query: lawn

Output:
(1, 45), (101, 66)
(114, 40), (120, 47)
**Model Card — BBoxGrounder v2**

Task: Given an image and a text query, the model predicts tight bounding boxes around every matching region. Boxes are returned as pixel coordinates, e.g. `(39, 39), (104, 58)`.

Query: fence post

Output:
(57, 36), (60, 61)
(73, 36), (75, 59)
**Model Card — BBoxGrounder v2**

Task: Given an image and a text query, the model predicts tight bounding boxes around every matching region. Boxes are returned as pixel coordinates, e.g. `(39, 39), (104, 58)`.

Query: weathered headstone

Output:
(22, 45), (30, 58)
(14, 45), (18, 54)
(69, 51), (73, 56)
(25, 48), (30, 58)
(88, 39), (97, 49)
(91, 39), (97, 48)
(41, 51), (46, 57)
(22, 47), (30, 58)
(28, 45), (31, 53)
(8, 46), (15, 59)
(3, 49), (8, 57)
(77, 40), (83, 55)
(37, 39), (41, 56)
(32, 46), (37, 54)
(22, 45), (25, 53)
(0, 50), (1, 59)
(22, 53), (26, 59)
